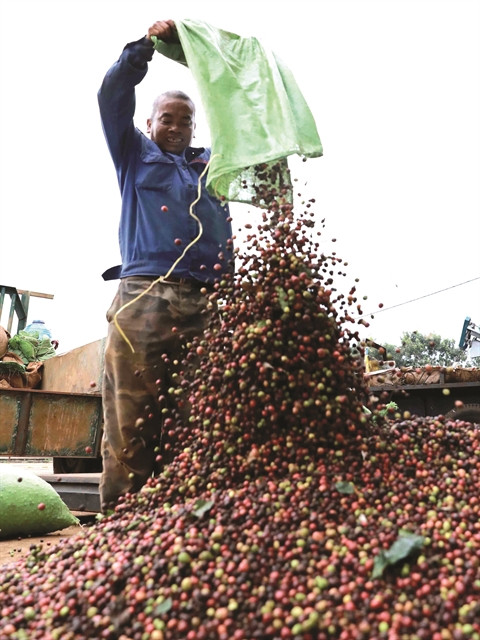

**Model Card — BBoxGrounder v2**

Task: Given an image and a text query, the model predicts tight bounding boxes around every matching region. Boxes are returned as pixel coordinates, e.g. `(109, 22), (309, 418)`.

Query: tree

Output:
(369, 330), (471, 368)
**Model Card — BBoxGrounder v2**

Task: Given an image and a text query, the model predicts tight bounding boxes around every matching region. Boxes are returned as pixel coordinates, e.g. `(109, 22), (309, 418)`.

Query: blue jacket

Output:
(98, 37), (233, 283)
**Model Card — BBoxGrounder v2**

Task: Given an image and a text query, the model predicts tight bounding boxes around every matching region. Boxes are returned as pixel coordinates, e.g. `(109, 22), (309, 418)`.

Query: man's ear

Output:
(146, 118), (152, 134)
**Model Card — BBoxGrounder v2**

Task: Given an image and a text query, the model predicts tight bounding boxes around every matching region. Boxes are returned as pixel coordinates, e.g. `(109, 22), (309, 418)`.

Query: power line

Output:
(364, 276), (480, 317)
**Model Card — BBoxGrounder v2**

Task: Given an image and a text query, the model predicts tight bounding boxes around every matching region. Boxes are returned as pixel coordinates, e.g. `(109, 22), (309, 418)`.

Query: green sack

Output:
(0, 467), (79, 538)
(153, 19), (323, 205)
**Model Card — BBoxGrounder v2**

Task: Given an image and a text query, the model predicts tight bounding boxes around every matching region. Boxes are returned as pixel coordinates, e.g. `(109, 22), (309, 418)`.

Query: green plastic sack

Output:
(153, 19), (323, 205)
(0, 467), (79, 538)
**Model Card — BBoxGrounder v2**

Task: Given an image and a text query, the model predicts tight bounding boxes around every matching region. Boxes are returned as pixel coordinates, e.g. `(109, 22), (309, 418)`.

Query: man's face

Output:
(147, 97), (195, 155)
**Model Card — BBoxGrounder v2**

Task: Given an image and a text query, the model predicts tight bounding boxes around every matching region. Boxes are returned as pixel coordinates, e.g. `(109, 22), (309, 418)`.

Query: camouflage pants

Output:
(99, 277), (214, 512)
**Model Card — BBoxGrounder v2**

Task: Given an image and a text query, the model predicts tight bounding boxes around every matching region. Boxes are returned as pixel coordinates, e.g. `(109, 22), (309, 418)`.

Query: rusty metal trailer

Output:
(0, 338), (106, 511)
(369, 379), (480, 421)
(367, 368), (480, 423)
(0, 338), (105, 471)
(0, 285), (105, 470)
(365, 320), (480, 423)
(1, 286), (105, 510)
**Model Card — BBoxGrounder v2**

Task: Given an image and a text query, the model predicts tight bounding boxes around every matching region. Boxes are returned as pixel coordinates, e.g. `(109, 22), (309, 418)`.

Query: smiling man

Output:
(97, 20), (233, 512)
(147, 91), (196, 155)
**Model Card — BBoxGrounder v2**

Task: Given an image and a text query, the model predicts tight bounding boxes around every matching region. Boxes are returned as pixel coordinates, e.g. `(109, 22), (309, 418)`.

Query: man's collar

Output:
(165, 147), (205, 164)
(185, 146), (206, 161)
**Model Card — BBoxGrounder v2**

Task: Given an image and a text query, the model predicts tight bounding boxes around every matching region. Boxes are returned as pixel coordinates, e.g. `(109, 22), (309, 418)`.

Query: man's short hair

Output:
(151, 91), (196, 118)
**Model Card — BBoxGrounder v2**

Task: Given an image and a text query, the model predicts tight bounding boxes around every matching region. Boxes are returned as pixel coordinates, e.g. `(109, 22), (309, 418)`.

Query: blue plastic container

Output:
(24, 320), (52, 340)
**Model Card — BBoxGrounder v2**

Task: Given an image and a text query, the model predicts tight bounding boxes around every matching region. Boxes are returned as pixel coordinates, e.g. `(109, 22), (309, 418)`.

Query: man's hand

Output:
(147, 20), (179, 44)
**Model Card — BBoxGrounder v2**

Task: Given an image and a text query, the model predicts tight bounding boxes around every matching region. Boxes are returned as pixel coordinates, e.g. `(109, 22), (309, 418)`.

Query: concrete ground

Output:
(0, 524), (84, 567)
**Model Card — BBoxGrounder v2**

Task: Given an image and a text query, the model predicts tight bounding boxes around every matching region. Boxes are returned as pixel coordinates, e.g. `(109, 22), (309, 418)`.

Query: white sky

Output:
(0, 0), (479, 354)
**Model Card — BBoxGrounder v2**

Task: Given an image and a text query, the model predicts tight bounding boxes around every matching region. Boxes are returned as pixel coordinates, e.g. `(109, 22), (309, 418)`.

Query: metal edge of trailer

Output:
(39, 472), (102, 512)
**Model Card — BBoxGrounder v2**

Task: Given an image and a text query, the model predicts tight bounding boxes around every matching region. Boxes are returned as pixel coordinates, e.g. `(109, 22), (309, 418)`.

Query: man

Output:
(97, 20), (233, 511)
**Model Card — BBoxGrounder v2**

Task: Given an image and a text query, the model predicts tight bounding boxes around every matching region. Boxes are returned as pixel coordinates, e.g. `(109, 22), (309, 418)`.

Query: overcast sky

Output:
(0, 0), (479, 355)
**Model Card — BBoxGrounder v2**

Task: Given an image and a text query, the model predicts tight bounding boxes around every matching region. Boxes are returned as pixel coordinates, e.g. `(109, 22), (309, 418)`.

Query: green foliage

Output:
(334, 481), (355, 494)
(372, 530), (425, 578)
(370, 331), (469, 368)
(7, 331), (56, 364)
(363, 401), (399, 424)
(193, 499), (214, 517)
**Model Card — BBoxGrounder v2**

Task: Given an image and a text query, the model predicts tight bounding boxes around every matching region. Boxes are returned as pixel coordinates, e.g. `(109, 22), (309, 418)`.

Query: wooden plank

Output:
(17, 290), (54, 300)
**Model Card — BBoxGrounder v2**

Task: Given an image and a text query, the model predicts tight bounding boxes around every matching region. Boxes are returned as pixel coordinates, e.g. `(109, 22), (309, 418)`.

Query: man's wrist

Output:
(123, 37), (155, 69)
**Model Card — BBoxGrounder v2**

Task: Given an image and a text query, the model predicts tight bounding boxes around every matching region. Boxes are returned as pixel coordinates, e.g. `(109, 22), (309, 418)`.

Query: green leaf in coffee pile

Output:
(192, 499), (214, 518)
(334, 481), (355, 494)
(372, 530), (425, 578)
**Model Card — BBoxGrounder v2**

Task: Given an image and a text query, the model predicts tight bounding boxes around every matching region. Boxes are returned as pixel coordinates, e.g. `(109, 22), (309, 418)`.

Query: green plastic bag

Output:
(153, 19), (323, 205)
(0, 467), (79, 538)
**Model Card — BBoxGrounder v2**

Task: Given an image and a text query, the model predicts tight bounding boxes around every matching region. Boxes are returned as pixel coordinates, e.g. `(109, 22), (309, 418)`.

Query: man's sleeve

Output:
(97, 37), (154, 168)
